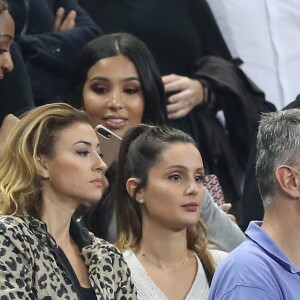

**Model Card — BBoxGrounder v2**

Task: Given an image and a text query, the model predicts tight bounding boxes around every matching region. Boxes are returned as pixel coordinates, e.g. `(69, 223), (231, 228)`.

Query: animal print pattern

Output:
(0, 215), (137, 299)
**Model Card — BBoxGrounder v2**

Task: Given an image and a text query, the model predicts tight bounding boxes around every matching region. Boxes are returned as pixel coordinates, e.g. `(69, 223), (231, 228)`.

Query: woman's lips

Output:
(181, 202), (198, 212)
(89, 178), (104, 187)
(102, 116), (128, 129)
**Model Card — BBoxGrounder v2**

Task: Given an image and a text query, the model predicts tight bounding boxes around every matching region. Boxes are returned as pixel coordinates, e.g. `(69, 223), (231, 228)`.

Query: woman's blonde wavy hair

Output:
(116, 125), (216, 276)
(0, 103), (89, 216)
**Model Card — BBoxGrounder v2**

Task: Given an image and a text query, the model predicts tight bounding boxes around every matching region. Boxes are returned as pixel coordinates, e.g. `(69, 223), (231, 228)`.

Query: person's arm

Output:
(0, 220), (35, 298)
(9, 0), (102, 76)
(86, 240), (137, 299)
(114, 252), (137, 299)
(162, 0), (232, 120)
(201, 188), (246, 252)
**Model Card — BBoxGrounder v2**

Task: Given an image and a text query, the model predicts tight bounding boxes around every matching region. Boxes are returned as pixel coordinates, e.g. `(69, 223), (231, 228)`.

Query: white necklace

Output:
(141, 253), (189, 269)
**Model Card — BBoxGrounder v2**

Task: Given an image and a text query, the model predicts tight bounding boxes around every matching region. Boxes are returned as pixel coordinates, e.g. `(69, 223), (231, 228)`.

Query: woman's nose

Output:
(107, 92), (124, 110)
(185, 182), (199, 196)
(94, 154), (107, 174)
(2, 52), (14, 73)
(94, 155), (109, 189)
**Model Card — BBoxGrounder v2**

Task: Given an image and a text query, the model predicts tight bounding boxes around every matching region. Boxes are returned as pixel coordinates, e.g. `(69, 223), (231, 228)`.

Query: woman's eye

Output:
(91, 86), (108, 94)
(195, 175), (205, 183)
(77, 151), (89, 157)
(168, 174), (182, 181)
(0, 48), (7, 55)
(124, 87), (139, 94)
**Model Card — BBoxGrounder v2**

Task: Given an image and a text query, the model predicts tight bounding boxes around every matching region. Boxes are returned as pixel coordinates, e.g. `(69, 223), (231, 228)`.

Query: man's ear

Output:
(275, 165), (300, 199)
(126, 177), (143, 199)
(36, 155), (50, 179)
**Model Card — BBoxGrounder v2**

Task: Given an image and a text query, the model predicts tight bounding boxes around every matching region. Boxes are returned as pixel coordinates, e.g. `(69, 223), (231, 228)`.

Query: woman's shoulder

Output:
(0, 215), (30, 234)
(0, 215), (39, 256)
(208, 248), (228, 265)
(122, 248), (133, 257)
(121, 248), (138, 266)
(86, 235), (125, 261)
(83, 238), (135, 292)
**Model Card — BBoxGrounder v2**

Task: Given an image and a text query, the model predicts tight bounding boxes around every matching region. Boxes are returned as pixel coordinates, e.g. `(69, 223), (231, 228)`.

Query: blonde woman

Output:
(0, 103), (136, 299)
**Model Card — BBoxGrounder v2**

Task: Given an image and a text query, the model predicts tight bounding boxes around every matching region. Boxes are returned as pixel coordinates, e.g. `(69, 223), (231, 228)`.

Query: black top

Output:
(56, 246), (97, 300)
(80, 286), (97, 300)
(0, 42), (34, 125)
(79, 0), (231, 77)
(8, 0), (101, 105)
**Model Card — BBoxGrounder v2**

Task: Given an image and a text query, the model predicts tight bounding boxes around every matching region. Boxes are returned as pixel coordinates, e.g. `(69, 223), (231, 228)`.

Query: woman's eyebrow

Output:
(73, 140), (92, 146)
(90, 76), (109, 82)
(73, 140), (101, 148)
(121, 77), (140, 82)
(165, 165), (205, 172)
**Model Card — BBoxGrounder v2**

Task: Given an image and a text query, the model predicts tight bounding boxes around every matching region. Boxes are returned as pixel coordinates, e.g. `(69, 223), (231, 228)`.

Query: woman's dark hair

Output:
(70, 33), (167, 125)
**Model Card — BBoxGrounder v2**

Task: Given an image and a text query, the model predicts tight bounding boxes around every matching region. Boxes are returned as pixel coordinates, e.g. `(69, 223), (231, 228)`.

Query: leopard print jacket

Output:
(0, 215), (137, 299)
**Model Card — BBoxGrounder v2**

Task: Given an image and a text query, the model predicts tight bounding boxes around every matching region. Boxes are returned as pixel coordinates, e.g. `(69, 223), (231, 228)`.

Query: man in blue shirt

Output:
(209, 109), (300, 300)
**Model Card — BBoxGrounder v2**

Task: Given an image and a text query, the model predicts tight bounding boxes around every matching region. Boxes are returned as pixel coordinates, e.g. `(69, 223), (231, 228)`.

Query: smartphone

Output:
(95, 125), (123, 168)
(203, 174), (225, 206)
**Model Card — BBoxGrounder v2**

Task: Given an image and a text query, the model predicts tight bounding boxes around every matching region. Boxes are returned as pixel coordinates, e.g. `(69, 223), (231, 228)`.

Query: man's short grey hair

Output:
(256, 109), (300, 206)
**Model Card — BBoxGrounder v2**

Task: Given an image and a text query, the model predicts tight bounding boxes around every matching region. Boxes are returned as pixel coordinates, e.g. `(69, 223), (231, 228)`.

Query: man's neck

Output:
(262, 198), (300, 268)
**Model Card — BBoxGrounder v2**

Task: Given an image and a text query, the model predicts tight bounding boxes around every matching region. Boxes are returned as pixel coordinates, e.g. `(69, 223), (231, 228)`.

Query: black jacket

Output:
(8, 0), (101, 105)
(193, 56), (276, 205)
(0, 42), (34, 124)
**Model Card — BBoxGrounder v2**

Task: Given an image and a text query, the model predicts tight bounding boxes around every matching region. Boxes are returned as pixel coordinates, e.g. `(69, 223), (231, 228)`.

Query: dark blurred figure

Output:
(8, 0), (101, 105)
(0, 42), (34, 124)
(0, 0), (34, 127)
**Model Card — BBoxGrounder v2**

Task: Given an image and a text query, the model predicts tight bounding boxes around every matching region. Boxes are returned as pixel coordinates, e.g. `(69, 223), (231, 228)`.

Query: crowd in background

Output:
(1, 0), (300, 299)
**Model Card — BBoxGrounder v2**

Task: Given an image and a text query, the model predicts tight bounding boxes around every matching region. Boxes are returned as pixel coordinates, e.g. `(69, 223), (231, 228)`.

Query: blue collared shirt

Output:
(209, 221), (300, 299)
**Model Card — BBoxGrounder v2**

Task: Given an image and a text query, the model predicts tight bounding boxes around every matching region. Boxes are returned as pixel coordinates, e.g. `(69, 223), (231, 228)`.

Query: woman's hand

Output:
(219, 203), (237, 223)
(162, 74), (204, 119)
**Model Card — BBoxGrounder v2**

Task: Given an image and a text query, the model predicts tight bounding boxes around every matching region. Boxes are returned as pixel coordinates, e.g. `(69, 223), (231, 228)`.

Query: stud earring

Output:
(137, 199), (144, 204)
(41, 172), (49, 179)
